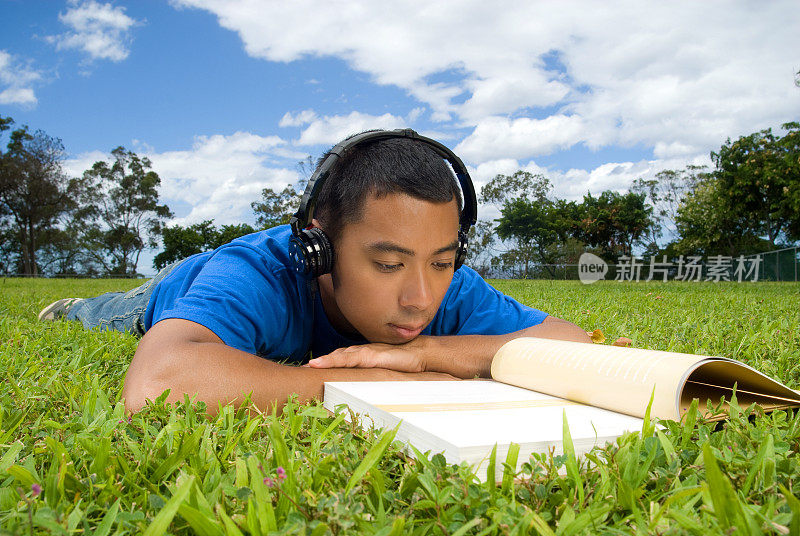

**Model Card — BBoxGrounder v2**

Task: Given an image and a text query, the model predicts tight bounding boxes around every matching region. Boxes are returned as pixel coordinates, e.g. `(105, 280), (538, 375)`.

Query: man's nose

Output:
(399, 268), (434, 311)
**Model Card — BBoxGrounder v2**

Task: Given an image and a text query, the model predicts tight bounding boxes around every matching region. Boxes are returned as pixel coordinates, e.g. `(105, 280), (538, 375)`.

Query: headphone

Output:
(288, 128), (477, 278)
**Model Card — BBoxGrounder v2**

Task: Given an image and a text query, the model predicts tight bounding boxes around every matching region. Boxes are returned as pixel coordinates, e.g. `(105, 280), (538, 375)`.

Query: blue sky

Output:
(2, 1), (799, 273)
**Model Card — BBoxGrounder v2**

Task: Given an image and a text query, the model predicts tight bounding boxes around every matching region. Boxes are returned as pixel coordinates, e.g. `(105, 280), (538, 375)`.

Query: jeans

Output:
(66, 260), (184, 336)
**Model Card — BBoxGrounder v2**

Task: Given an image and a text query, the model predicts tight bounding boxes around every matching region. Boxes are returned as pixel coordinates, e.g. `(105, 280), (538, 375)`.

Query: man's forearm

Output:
(305, 316), (592, 382)
(124, 340), (329, 412)
(123, 319), (454, 416)
(421, 316), (591, 379)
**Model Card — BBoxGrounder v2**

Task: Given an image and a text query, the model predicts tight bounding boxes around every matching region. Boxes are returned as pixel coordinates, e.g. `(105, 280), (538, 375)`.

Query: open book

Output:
(323, 337), (800, 478)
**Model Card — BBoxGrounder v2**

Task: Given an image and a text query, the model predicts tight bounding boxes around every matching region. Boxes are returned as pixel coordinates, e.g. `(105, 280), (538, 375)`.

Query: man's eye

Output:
(375, 262), (401, 272)
(433, 262), (454, 271)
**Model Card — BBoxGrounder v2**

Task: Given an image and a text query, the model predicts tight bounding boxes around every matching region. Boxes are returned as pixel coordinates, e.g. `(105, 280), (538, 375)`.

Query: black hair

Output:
(314, 130), (463, 244)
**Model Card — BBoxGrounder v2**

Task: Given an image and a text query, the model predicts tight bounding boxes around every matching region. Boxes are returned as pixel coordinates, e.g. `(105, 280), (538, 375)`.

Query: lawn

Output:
(1, 277), (800, 534)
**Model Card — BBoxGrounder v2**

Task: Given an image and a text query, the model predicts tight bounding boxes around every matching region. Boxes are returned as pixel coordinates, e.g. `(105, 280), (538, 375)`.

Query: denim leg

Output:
(66, 260), (185, 336)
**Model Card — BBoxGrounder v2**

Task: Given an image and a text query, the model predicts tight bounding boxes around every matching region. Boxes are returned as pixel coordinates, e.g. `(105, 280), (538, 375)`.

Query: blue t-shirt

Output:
(144, 225), (548, 363)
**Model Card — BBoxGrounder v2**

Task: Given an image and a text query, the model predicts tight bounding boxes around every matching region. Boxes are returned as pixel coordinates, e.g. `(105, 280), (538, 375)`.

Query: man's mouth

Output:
(388, 323), (425, 340)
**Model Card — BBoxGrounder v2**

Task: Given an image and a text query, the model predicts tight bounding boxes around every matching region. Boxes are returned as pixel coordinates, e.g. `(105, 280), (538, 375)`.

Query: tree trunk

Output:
(28, 221), (38, 276)
(19, 226), (32, 276)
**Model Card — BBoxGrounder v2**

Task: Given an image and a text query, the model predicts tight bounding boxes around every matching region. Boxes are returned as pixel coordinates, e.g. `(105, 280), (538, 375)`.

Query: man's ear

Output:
(310, 218), (322, 230)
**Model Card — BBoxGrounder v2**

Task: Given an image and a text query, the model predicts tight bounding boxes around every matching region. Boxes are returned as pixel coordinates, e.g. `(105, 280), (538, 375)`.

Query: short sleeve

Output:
(152, 243), (298, 356)
(428, 266), (549, 336)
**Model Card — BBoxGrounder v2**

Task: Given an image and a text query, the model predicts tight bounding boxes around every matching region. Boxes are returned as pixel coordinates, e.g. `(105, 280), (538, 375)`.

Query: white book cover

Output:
(323, 380), (644, 480)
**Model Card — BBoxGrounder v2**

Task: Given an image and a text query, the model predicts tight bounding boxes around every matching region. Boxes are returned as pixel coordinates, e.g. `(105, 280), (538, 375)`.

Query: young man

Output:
(41, 130), (590, 414)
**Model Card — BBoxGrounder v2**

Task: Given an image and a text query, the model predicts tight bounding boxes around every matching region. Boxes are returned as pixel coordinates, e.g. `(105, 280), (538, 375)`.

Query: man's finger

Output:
(308, 346), (376, 368)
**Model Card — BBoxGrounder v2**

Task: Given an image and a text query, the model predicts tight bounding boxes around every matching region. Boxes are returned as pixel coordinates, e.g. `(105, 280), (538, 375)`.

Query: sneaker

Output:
(38, 298), (84, 321)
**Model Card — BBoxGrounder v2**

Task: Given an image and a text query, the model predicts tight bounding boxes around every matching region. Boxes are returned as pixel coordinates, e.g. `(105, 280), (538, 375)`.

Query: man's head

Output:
(313, 132), (463, 245)
(310, 131), (467, 344)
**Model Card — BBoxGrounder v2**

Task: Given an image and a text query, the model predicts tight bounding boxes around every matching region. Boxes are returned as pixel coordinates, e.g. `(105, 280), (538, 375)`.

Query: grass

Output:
(1, 277), (800, 534)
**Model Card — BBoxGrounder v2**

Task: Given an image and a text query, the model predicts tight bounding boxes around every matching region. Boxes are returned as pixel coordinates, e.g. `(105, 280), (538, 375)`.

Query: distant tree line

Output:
(1, 115), (172, 276)
(2, 113), (797, 278)
(465, 122), (800, 278)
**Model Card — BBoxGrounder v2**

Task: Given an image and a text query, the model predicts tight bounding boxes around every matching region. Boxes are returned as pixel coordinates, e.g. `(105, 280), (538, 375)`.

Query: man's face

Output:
(317, 192), (460, 344)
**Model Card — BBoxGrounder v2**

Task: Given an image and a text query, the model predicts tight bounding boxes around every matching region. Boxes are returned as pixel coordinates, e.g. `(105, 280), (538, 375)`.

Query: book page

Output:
(324, 380), (644, 481)
(682, 360), (800, 420)
(491, 338), (710, 420)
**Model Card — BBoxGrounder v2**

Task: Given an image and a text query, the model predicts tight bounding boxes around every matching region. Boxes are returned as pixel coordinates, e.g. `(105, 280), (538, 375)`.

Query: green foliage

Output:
(81, 147), (173, 276)
(631, 165), (705, 250)
(464, 220), (496, 278)
(495, 198), (580, 277)
(574, 190), (654, 259)
(481, 172), (583, 277)
(675, 122), (800, 255)
(3, 278), (800, 534)
(154, 221), (256, 269)
(481, 171), (657, 273)
(712, 122), (800, 244)
(675, 175), (772, 257)
(0, 115), (93, 276)
(251, 185), (300, 230)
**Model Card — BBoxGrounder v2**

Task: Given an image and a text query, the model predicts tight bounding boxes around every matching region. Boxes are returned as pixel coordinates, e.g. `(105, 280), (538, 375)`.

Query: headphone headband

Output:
(288, 128), (477, 277)
(290, 128), (477, 234)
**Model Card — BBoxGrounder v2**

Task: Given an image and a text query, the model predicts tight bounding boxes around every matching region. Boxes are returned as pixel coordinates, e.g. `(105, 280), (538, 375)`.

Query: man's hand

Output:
(307, 337), (428, 372)
(308, 315), (591, 379)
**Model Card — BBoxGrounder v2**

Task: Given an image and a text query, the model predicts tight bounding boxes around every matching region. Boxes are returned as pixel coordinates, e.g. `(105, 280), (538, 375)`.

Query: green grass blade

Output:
(0, 441), (23, 473)
(216, 505), (245, 536)
(345, 426), (397, 495)
(501, 443), (520, 494)
(742, 433), (774, 494)
(451, 518), (482, 536)
(143, 474), (195, 536)
(655, 429), (677, 463)
(779, 484), (800, 536)
(94, 498), (121, 536)
(702, 443), (758, 534)
(486, 444), (497, 492)
(178, 502), (225, 536)
(562, 410), (584, 505)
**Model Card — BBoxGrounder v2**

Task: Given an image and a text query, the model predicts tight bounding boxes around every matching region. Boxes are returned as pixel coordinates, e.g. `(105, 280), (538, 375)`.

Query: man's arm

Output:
(122, 318), (456, 415)
(307, 315), (591, 379)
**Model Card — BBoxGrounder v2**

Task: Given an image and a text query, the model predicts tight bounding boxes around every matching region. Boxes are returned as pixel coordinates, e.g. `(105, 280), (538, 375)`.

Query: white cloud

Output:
(0, 50), (41, 106)
(279, 109), (317, 127)
(173, 0), (800, 166)
(460, 73), (569, 122)
(65, 132), (307, 228)
(0, 87), (36, 106)
(294, 111), (408, 146)
(455, 115), (587, 161)
(48, 0), (139, 62)
(406, 107), (425, 123)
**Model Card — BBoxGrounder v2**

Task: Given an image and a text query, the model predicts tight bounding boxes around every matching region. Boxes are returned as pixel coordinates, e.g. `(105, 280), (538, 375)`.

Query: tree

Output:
(0, 117), (91, 275)
(674, 175), (770, 256)
(711, 122), (800, 246)
(215, 223), (257, 246)
(82, 147), (172, 276)
(251, 158), (310, 230)
(494, 197), (579, 277)
(464, 220), (497, 278)
(574, 190), (654, 259)
(480, 170), (552, 206)
(154, 220), (255, 269)
(251, 184), (301, 229)
(154, 220), (217, 269)
(631, 165), (706, 249)
(481, 171), (580, 277)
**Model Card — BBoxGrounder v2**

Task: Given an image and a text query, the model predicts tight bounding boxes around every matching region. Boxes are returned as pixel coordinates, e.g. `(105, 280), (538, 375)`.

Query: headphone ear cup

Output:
(454, 229), (468, 270)
(289, 227), (334, 277)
